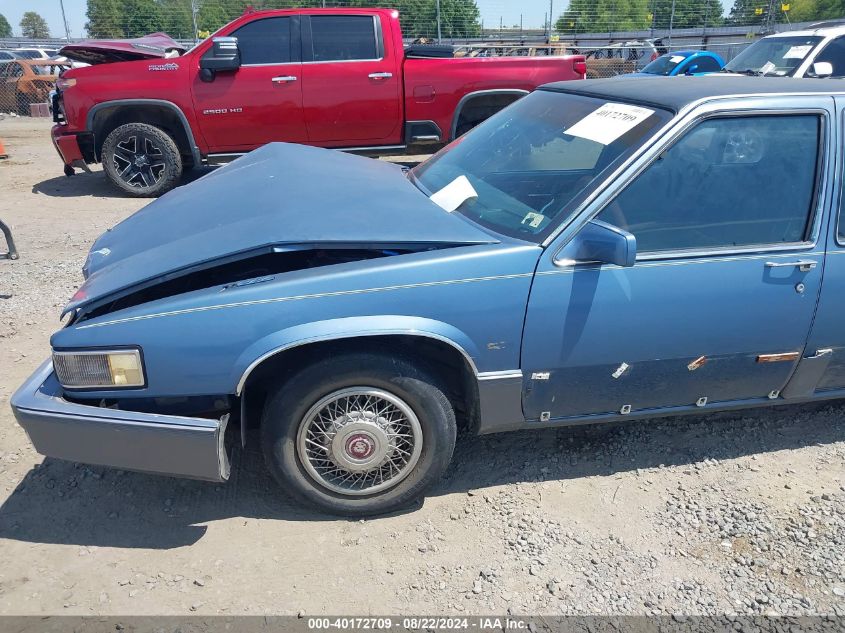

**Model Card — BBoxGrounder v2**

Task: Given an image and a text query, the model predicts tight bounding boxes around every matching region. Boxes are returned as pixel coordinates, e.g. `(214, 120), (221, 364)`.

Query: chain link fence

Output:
(0, 58), (69, 117)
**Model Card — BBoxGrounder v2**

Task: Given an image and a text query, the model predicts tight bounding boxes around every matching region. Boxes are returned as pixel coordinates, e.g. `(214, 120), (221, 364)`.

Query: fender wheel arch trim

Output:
(235, 330), (481, 396)
(86, 98), (202, 165)
(450, 89), (530, 140)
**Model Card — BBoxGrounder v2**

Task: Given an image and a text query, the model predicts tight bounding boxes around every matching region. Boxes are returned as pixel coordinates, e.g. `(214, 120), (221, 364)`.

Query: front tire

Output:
(261, 353), (456, 516)
(101, 122), (182, 197)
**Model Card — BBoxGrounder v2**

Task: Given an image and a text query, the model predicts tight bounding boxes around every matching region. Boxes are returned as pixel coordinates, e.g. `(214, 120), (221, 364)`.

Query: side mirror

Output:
(812, 61), (833, 77)
(199, 36), (241, 78)
(684, 64), (699, 75)
(555, 219), (636, 268)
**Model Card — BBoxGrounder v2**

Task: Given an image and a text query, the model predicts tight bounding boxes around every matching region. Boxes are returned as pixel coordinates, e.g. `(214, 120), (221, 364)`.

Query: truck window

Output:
(310, 15), (379, 62)
(231, 17), (292, 65)
(597, 115), (820, 253)
(815, 37), (845, 77)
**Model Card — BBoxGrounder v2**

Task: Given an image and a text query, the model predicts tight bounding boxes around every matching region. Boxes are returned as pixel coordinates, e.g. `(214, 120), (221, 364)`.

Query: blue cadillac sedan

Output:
(12, 77), (845, 515)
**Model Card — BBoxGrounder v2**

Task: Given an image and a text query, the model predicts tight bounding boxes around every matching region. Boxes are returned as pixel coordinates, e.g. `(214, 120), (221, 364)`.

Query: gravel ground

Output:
(0, 116), (843, 617)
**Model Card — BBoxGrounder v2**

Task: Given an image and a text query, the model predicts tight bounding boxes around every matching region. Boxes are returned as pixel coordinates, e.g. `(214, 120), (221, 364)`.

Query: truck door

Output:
(191, 15), (306, 151)
(300, 14), (402, 146)
(521, 101), (832, 421)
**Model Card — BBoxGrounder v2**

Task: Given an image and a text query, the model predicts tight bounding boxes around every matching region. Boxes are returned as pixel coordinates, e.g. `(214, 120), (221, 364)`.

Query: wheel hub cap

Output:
(345, 432), (376, 461)
(296, 388), (423, 496)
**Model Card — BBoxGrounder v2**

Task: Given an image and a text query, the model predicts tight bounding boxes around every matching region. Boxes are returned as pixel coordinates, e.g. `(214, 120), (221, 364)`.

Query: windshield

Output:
(642, 53), (688, 74)
(725, 36), (822, 76)
(411, 91), (672, 241)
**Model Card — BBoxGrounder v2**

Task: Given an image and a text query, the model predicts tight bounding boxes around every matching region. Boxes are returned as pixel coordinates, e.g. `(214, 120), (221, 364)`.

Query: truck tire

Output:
(261, 353), (456, 516)
(102, 122), (182, 197)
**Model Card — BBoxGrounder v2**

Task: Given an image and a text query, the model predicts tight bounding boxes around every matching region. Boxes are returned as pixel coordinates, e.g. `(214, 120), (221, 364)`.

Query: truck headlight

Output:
(52, 349), (145, 388)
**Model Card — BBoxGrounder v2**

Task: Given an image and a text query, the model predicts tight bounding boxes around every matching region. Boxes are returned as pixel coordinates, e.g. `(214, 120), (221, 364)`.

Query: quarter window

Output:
(596, 115), (820, 252)
(310, 15), (379, 62)
(230, 17), (291, 65)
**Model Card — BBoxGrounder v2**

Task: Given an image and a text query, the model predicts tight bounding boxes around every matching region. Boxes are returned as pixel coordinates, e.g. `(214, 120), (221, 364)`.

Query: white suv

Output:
(723, 21), (845, 78)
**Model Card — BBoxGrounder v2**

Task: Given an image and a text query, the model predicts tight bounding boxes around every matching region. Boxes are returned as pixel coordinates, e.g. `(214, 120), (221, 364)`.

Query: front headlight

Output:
(52, 349), (145, 388)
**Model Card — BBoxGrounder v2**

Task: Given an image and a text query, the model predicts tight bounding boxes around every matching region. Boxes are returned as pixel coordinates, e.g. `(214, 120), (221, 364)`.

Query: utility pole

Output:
(58, 0), (71, 40)
(191, 0), (199, 43)
(436, 0), (442, 43)
(668, 0), (676, 47)
(763, 0), (778, 33)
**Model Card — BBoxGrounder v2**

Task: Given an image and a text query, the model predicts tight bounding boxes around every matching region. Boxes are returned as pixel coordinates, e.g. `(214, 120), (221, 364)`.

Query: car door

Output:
(300, 13), (402, 146)
(795, 96), (845, 394)
(191, 15), (306, 151)
(521, 98), (832, 422)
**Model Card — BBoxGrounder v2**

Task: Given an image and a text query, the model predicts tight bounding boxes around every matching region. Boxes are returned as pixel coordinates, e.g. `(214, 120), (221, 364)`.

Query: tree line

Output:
(82, 0), (479, 40)
(0, 12), (52, 38)
(1, 0), (844, 42)
(556, 0), (845, 33)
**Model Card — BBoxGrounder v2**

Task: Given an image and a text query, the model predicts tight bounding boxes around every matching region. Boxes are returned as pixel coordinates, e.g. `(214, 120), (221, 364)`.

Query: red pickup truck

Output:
(52, 8), (585, 196)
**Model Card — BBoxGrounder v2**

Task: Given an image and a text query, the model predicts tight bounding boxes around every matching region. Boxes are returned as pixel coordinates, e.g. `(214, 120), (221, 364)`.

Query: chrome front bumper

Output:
(10, 360), (230, 482)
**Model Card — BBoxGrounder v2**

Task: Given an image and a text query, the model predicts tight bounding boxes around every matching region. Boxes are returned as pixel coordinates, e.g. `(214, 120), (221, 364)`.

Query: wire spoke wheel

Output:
(296, 388), (423, 497)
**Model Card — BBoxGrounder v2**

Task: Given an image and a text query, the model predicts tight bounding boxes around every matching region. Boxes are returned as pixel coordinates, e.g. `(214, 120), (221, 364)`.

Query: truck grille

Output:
(52, 92), (65, 124)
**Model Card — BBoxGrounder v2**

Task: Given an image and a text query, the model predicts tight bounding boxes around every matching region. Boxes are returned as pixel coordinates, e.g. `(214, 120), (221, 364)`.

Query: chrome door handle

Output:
(368, 72), (393, 79)
(271, 75), (297, 83)
(765, 260), (817, 272)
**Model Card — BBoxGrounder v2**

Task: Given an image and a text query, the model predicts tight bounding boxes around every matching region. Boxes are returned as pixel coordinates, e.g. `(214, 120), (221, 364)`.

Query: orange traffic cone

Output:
(0, 137), (7, 159)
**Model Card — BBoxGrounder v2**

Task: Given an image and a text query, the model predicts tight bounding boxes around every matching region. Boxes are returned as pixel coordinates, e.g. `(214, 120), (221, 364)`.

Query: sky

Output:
(2, 0), (555, 38)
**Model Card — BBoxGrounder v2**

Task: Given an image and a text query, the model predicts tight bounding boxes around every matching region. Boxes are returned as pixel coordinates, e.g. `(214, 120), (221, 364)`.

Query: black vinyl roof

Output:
(540, 75), (845, 112)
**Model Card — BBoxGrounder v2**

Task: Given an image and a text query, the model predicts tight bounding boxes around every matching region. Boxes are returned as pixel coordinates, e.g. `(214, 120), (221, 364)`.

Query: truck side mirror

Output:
(811, 61), (833, 77)
(555, 219), (637, 268)
(684, 63), (699, 75)
(199, 36), (241, 81)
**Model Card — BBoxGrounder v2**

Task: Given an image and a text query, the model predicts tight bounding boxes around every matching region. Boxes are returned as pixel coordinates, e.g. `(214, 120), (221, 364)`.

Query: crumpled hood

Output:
(59, 33), (186, 65)
(66, 143), (496, 314)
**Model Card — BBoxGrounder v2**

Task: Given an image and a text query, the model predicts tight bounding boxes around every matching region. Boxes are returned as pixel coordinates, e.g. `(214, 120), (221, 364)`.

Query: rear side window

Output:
(688, 55), (722, 72)
(310, 15), (379, 62)
(231, 17), (291, 65)
(597, 115), (821, 252)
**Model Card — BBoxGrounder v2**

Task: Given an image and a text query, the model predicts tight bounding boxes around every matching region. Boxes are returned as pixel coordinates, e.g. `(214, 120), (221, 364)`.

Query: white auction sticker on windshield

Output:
(760, 61), (777, 75)
(670, 55), (686, 63)
(565, 103), (654, 145)
(430, 175), (478, 212)
(783, 45), (812, 59)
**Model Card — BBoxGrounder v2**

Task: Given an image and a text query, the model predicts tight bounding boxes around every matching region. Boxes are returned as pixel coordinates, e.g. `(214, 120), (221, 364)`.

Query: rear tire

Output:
(261, 353), (456, 516)
(102, 122), (182, 197)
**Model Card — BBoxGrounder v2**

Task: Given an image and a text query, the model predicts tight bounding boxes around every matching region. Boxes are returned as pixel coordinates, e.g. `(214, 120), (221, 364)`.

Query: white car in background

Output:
(723, 20), (845, 78)
(12, 48), (59, 60)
